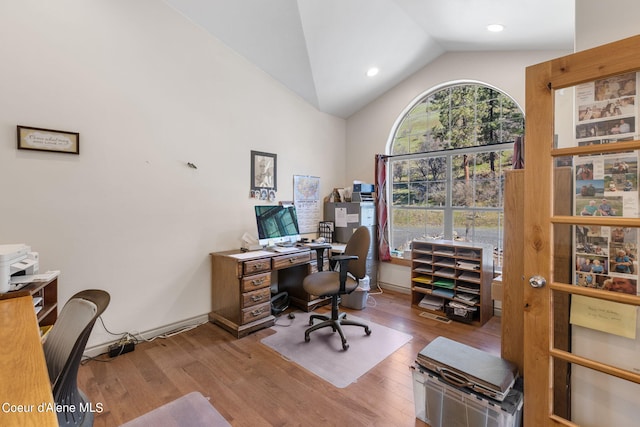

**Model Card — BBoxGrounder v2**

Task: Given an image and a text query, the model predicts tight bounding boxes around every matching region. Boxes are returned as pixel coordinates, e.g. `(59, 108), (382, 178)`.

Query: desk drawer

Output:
(241, 272), (271, 292)
(241, 301), (271, 324)
(242, 287), (271, 308)
(243, 258), (271, 275)
(272, 252), (311, 270)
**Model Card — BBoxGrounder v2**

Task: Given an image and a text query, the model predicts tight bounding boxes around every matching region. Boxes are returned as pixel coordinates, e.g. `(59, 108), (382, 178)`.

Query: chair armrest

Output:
(331, 255), (358, 293)
(330, 254), (357, 262)
(311, 244), (332, 272)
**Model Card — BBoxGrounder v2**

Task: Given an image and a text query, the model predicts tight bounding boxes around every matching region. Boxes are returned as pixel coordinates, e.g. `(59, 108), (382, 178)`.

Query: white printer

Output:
(0, 244), (39, 293)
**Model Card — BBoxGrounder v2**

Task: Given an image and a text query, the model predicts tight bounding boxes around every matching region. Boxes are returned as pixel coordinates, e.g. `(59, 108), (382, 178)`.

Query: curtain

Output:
(513, 135), (524, 169)
(375, 154), (391, 261)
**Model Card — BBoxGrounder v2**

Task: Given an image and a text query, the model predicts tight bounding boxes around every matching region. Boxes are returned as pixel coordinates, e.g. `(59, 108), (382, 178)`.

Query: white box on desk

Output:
(412, 366), (523, 427)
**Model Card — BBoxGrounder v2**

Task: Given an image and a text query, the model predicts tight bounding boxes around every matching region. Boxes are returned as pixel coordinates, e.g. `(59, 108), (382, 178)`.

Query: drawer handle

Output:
(289, 258), (295, 263)
(252, 263), (265, 270)
(251, 278), (264, 286)
(251, 294), (265, 302)
(251, 307), (265, 317)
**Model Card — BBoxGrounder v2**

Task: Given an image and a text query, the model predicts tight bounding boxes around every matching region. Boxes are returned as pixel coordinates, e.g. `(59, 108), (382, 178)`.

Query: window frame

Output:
(385, 80), (524, 269)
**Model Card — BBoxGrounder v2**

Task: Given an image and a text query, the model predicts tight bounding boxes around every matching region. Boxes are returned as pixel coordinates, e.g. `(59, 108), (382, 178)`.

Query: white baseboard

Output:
(377, 281), (411, 294)
(84, 313), (210, 359)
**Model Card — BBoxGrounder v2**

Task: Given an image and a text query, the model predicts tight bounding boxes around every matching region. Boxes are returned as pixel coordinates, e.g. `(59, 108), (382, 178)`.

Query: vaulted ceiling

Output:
(165, 0), (575, 118)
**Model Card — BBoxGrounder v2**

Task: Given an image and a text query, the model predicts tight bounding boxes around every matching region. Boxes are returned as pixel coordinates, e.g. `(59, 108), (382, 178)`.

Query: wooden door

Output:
(524, 35), (640, 426)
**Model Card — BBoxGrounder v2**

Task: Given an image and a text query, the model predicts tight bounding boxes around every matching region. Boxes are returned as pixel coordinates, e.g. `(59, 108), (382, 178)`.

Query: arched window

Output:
(387, 81), (524, 268)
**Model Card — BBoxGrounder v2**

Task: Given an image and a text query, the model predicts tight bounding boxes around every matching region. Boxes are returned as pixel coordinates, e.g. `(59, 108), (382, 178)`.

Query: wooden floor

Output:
(78, 288), (501, 426)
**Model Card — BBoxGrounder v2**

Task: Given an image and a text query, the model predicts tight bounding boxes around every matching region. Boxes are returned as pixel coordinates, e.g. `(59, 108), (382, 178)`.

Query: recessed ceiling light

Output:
(366, 67), (379, 77)
(487, 24), (504, 33)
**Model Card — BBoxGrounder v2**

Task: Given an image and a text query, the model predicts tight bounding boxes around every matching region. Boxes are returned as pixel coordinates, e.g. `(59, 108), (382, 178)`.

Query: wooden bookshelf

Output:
(411, 240), (493, 326)
(0, 276), (58, 327)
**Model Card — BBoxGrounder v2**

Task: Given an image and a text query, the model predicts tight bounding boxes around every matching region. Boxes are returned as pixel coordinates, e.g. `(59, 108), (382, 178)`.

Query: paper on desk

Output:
(10, 270), (60, 284)
(10, 276), (34, 284)
(229, 251), (272, 259)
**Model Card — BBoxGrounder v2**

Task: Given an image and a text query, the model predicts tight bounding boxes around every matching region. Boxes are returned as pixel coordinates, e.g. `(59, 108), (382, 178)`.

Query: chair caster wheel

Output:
(365, 327), (371, 335)
(342, 342), (349, 351)
(305, 335), (310, 343)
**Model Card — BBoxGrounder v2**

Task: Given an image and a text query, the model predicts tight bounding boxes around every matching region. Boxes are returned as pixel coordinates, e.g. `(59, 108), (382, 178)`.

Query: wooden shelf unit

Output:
(411, 240), (493, 326)
(0, 277), (58, 327)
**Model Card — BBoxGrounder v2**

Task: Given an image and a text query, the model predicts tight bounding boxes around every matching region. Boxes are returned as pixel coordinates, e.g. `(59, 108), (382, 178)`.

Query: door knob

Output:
(529, 275), (546, 288)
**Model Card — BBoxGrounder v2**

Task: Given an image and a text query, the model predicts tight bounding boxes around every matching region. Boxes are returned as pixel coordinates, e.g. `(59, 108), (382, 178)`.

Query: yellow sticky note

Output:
(570, 295), (637, 339)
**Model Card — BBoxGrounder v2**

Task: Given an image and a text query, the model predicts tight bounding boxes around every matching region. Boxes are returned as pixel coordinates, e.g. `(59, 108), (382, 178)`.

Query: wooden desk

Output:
(0, 296), (57, 426)
(209, 246), (330, 337)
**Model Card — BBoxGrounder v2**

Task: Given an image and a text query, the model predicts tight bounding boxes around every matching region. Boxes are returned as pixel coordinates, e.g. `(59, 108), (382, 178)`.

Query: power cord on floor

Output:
(368, 280), (384, 295)
(81, 317), (140, 364)
(273, 311), (298, 327)
(131, 319), (208, 343)
(363, 280), (383, 307)
(81, 316), (208, 364)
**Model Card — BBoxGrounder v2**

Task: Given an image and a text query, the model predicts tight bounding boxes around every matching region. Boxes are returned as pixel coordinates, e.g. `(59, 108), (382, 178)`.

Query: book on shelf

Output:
(433, 278), (455, 289)
(432, 288), (455, 298)
(454, 294), (479, 305)
(413, 266), (433, 274)
(434, 267), (456, 278)
(434, 258), (456, 267)
(433, 249), (455, 256)
(413, 276), (433, 285)
(457, 285), (480, 294)
(456, 260), (480, 270)
(457, 250), (480, 259)
(419, 295), (444, 310)
(448, 301), (478, 311)
(458, 271), (480, 281)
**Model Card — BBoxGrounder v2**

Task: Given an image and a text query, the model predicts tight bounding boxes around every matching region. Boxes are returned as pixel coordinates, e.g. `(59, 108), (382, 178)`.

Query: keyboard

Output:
(271, 246), (299, 253)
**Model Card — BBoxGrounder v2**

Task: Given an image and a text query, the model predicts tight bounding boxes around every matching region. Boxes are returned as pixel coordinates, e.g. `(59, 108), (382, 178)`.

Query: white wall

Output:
(345, 49), (570, 289)
(0, 0), (346, 348)
(576, 0), (639, 51)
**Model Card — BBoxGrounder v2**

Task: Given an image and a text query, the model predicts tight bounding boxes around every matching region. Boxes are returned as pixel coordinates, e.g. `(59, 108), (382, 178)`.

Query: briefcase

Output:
(416, 336), (518, 401)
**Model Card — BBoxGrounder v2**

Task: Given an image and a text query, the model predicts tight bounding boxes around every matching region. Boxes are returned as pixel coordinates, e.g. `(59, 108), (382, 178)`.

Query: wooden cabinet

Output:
(410, 240), (493, 326)
(0, 276), (58, 327)
(502, 169), (524, 372)
(209, 248), (328, 338)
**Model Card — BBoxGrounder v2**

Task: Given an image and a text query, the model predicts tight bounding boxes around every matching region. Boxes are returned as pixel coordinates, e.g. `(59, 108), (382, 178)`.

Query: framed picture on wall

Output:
(251, 150), (277, 190)
(17, 125), (80, 154)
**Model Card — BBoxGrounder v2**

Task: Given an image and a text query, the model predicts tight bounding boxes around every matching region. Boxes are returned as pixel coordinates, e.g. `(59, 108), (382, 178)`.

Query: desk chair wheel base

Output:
(304, 309), (372, 351)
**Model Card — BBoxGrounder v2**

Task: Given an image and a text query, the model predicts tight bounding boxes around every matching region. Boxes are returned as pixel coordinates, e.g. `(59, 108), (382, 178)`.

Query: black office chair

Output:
(303, 226), (372, 350)
(44, 289), (110, 427)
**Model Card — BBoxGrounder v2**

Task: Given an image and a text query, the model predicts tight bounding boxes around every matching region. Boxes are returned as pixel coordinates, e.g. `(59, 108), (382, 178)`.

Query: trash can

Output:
(340, 275), (370, 310)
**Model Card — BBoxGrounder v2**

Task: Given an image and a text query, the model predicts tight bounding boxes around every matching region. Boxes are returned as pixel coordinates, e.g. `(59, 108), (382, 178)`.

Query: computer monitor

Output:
(254, 205), (301, 247)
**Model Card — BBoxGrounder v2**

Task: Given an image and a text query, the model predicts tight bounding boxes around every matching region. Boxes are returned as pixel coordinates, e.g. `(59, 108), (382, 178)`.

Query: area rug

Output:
(260, 312), (413, 388)
(119, 391), (231, 427)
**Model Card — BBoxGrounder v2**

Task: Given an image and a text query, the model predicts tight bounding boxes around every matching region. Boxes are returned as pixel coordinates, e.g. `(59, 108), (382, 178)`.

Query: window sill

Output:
(388, 256), (411, 267)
